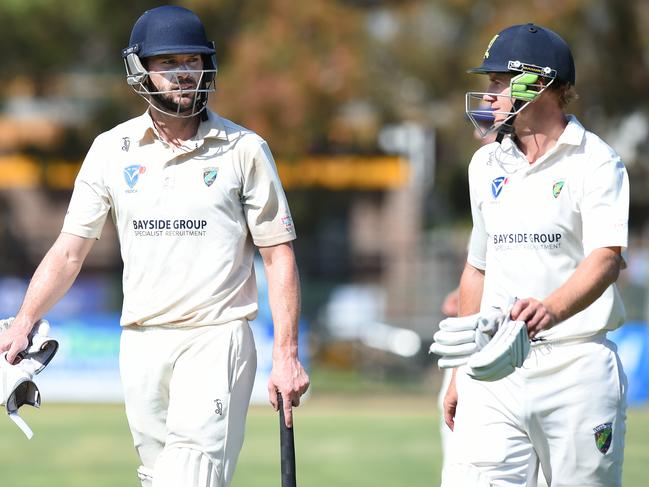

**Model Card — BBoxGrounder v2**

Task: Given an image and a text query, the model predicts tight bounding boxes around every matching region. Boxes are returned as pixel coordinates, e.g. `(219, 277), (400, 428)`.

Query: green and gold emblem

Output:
(594, 423), (613, 454)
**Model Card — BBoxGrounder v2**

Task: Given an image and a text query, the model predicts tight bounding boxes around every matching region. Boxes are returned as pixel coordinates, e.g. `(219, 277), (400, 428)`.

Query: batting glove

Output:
(0, 318), (59, 439)
(466, 317), (530, 382)
(0, 317), (59, 375)
(0, 352), (41, 439)
(429, 310), (506, 369)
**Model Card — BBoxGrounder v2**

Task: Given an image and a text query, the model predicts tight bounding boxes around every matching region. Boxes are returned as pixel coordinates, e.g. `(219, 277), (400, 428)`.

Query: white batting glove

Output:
(429, 311), (505, 368)
(22, 320), (59, 375)
(0, 317), (59, 439)
(1, 352), (41, 439)
(1, 317), (59, 375)
(467, 317), (530, 381)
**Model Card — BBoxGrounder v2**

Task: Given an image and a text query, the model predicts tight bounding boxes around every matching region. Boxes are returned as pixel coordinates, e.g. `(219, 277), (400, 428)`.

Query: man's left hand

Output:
(510, 298), (557, 339)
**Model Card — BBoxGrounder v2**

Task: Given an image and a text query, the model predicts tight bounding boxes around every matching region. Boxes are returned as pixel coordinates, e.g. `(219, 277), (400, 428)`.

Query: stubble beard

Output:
(152, 90), (198, 116)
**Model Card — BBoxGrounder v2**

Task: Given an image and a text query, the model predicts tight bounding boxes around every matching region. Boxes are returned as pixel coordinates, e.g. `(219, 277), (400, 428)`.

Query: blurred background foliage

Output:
(3, 0), (649, 206)
(2, 0), (649, 384)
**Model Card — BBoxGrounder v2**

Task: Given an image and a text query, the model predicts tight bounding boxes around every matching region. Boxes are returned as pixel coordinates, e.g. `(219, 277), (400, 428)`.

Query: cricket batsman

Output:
(430, 23), (628, 486)
(0, 6), (309, 486)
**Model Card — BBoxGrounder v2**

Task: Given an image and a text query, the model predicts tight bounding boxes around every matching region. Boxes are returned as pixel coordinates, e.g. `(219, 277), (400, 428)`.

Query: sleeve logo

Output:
(281, 215), (294, 231)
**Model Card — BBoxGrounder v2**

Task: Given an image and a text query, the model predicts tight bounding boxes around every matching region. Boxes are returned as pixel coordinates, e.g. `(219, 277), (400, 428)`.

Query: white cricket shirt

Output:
(467, 116), (629, 340)
(62, 110), (296, 327)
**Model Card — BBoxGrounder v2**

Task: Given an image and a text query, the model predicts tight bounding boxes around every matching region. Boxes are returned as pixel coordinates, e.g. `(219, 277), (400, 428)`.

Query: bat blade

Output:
(278, 393), (297, 487)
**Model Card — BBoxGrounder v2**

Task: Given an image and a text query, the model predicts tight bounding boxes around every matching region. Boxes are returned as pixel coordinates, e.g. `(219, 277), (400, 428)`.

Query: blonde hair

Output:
(548, 82), (578, 109)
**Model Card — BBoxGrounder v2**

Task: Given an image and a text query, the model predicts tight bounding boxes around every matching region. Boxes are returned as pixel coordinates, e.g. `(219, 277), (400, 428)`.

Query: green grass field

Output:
(0, 395), (646, 486)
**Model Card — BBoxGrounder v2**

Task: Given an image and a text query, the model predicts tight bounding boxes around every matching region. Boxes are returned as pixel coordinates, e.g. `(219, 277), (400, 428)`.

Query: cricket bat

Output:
(277, 393), (297, 487)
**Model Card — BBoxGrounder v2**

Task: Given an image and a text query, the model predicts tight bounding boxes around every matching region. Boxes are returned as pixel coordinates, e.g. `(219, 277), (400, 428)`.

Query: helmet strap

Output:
(495, 99), (525, 144)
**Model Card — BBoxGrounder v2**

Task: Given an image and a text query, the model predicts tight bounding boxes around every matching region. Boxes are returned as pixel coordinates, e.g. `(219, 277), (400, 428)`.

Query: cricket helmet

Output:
(466, 23), (575, 138)
(468, 23), (575, 85)
(122, 5), (218, 118)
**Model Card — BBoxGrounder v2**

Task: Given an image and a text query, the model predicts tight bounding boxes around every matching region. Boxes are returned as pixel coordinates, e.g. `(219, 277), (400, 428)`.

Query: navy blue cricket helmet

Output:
(469, 23), (575, 85)
(122, 6), (218, 118)
(125, 5), (216, 59)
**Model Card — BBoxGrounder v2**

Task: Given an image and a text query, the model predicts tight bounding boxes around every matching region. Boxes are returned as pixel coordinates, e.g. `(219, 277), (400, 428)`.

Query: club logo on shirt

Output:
(491, 176), (508, 199)
(593, 422), (613, 454)
(124, 164), (146, 190)
(552, 180), (565, 198)
(122, 137), (131, 152)
(214, 399), (223, 415)
(203, 167), (218, 187)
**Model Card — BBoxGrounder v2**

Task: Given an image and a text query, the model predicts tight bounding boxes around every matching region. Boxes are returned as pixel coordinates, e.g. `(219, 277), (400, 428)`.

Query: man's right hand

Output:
(0, 317), (31, 364)
(443, 371), (458, 431)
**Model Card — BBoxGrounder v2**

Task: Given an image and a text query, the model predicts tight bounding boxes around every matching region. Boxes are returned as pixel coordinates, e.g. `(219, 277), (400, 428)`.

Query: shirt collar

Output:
(196, 110), (229, 142)
(133, 109), (230, 144)
(131, 112), (156, 144)
(556, 114), (585, 147)
(497, 114), (586, 167)
(500, 115), (584, 152)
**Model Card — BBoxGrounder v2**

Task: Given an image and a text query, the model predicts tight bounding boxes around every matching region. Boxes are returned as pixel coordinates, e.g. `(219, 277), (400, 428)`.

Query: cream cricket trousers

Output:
(443, 335), (627, 487)
(120, 320), (257, 487)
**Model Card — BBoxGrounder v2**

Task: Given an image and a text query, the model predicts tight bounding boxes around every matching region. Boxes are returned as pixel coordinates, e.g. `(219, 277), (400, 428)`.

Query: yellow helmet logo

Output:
(484, 34), (499, 59)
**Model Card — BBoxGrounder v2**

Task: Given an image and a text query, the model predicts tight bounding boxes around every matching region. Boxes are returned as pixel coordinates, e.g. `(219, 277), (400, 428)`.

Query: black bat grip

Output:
(278, 393), (297, 487)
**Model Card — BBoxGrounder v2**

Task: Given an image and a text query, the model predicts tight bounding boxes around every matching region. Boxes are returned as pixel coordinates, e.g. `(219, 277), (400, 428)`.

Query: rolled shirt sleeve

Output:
(62, 137), (112, 239)
(467, 156), (488, 270)
(580, 156), (629, 257)
(240, 140), (296, 247)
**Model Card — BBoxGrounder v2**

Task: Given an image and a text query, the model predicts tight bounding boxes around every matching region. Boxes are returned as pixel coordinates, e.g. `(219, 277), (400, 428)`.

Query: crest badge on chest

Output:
(552, 180), (565, 198)
(124, 164), (146, 191)
(203, 167), (218, 187)
(491, 176), (508, 199)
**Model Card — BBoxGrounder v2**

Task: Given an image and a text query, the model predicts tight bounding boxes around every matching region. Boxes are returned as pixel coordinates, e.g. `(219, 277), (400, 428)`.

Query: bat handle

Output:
(278, 393), (297, 487)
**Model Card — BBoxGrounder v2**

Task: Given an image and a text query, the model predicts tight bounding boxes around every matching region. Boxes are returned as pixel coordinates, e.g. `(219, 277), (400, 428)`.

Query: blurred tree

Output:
(213, 0), (367, 158)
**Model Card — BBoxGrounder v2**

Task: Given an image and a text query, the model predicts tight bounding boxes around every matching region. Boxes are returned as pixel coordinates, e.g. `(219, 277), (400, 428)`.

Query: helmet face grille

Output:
(464, 75), (554, 139)
(465, 92), (518, 139)
(124, 62), (218, 118)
